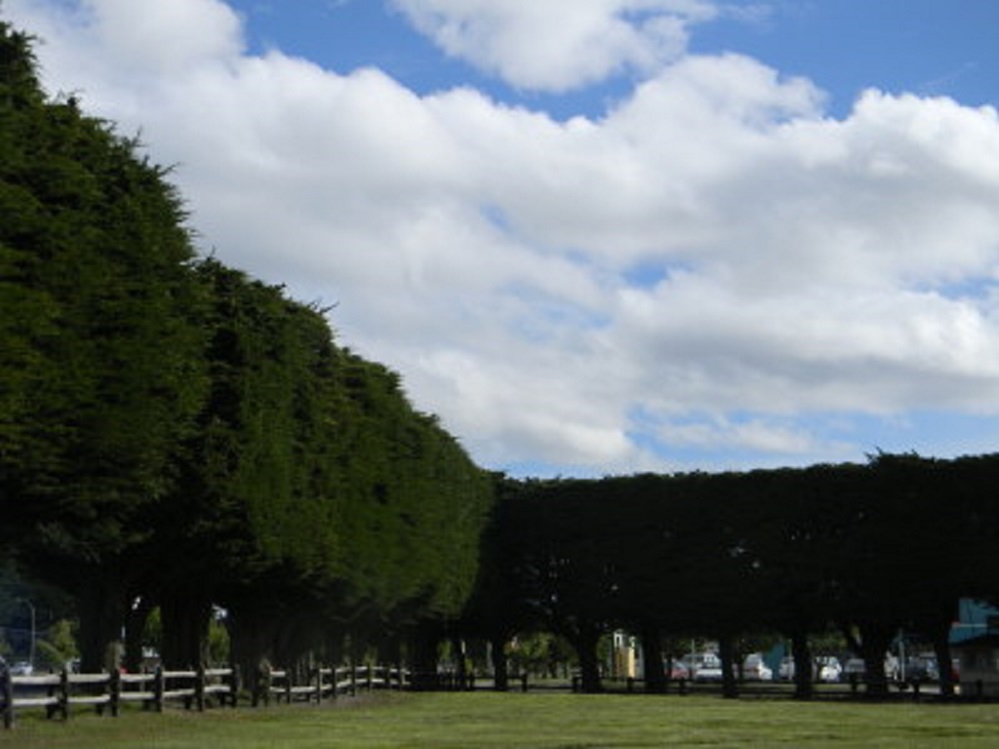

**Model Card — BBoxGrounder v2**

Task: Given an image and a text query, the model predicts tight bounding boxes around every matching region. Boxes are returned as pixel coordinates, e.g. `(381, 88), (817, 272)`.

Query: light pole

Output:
(19, 599), (35, 670)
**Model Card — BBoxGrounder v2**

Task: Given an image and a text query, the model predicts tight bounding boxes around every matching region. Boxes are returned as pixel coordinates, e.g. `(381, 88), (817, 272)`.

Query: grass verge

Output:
(2, 691), (998, 748)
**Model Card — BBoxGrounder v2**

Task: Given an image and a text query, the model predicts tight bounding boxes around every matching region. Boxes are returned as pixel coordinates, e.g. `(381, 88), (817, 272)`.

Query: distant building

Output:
(951, 599), (999, 697)
(610, 630), (641, 679)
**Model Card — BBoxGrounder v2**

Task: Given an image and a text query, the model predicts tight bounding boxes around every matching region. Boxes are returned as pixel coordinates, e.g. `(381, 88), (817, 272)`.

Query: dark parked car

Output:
(902, 656), (938, 683)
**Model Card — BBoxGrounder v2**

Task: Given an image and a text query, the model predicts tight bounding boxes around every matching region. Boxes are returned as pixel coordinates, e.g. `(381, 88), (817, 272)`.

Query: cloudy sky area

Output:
(6, 0), (999, 477)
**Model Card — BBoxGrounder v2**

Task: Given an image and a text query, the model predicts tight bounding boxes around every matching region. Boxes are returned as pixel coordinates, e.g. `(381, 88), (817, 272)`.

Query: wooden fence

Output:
(252, 664), (411, 706)
(2, 664), (239, 728)
(0, 662), (423, 729)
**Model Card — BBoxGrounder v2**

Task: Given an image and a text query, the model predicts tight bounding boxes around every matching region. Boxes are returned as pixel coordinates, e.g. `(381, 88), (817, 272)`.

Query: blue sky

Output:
(6, 0), (999, 477)
(225, 1), (999, 120)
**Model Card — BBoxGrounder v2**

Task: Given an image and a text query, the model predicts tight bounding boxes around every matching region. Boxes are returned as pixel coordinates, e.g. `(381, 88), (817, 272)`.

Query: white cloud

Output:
(6, 0), (999, 475)
(654, 415), (827, 455)
(91, 0), (243, 73)
(389, 0), (718, 91)
(9, 0), (243, 88)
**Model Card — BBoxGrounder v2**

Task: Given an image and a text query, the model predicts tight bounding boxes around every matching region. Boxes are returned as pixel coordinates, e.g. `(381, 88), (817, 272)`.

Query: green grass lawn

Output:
(3, 692), (999, 748)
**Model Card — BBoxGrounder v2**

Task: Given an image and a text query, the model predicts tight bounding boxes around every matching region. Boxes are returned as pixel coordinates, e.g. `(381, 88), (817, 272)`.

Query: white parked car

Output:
(9, 661), (33, 676)
(816, 656), (842, 683)
(742, 653), (773, 681)
(685, 652), (723, 682)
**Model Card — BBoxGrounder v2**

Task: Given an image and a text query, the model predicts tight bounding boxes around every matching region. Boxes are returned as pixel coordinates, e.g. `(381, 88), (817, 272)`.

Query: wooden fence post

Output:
(195, 665), (206, 712)
(230, 665), (241, 708)
(154, 666), (166, 712)
(57, 668), (70, 721)
(1, 661), (12, 729)
(253, 662), (271, 707)
(109, 670), (121, 717)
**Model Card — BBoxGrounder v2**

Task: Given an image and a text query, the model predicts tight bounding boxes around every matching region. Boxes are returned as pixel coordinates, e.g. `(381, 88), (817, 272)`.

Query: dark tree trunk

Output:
(450, 631), (468, 687)
(159, 594), (211, 669)
(347, 629), (367, 665)
(227, 603), (277, 688)
(76, 573), (126, 674)
(921, 600), (958, 699)
(324, 626), (346, 667)
(378, 633), (402, 667)
(571, 621), (603, 694)
(408, 620), (442, 690)
(490, 633), (509, 691)
(932, 628), (956, 698)
(274, 613), (317, 678)
(640, 625), (666, 694)
(123, 595), (156, 673)
(846, 621), (894, 699)
(718, 636), (739, 699)
(790, 632), (814, 700)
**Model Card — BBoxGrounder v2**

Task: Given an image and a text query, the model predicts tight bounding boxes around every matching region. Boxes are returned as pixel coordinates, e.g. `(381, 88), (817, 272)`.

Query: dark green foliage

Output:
(1, 21), (215, 670)
(492, 456), (999, 694)
(333, 353), (493, 632)
(6, 18), (997, 687)
(185, 261), (342, 579)
(0, 21), (496, 672)
(142, 261), (350, 667)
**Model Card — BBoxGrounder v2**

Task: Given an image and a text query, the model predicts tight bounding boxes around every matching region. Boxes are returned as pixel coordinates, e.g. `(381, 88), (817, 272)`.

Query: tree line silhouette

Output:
(3, 20), (997, 701)
(0, 22), (493, 681)
(474, 457), (999, 697)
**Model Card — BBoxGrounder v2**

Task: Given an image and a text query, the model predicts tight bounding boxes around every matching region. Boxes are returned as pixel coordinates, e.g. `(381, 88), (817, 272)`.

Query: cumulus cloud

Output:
(6, 0), (999, 475)
(389, 0), (719, 91)
(9, 0), (243, 88)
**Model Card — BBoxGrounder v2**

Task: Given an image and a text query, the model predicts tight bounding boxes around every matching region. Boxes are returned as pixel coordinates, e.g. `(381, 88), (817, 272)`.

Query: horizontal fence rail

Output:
(252, 664), (411, 707)
(5, 662), (977, 729)
(1, 665), (239, 728)
(1, 662), (436, 728)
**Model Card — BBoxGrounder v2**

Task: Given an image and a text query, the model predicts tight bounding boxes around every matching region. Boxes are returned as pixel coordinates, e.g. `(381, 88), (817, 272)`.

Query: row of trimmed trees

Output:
(0, 22), (495, 678)
(465, 455), (999, 698)
(4, 20), (998, 701)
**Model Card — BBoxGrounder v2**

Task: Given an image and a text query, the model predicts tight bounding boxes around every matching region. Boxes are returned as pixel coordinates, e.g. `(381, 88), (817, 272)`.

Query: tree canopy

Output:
(3, 21), (997, 698)
(483, 457), (999, 694)
(0, 21), (494, 673)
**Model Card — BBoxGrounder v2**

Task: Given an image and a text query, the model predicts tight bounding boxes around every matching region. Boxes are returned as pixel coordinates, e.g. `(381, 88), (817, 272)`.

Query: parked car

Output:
(884, 655), (900, 681)
(843, 655), (906, 682)
(816, 656), (842, 683)
(742, 653), (773, 681)
(9, 661), (33, 676)
(843, 658), (866, 680)
(684, 652), (723, 682)
(902, 655), (937, 683)
(693, 663), (723, 682)
(666, 659), (690, 680)
(778, 656), (795, 681)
